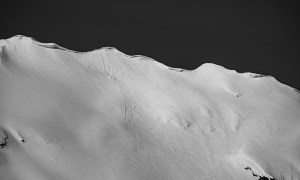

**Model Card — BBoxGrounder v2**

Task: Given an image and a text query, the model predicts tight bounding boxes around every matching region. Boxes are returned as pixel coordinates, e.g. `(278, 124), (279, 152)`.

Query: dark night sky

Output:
(2, 0), (300, 90)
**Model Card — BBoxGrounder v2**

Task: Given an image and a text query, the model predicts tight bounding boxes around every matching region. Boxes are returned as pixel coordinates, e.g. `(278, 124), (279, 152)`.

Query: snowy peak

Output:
(0, 35), (291, 88)
(0, 36), (299, 180)
(1, 35), (298, 105)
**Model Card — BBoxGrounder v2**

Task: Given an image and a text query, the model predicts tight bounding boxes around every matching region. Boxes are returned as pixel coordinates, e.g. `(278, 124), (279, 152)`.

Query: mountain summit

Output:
(0, 36), (299, 180)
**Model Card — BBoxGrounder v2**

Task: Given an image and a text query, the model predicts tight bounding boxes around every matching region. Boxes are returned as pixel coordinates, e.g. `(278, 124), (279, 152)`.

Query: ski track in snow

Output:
(0, 35), (300, 180)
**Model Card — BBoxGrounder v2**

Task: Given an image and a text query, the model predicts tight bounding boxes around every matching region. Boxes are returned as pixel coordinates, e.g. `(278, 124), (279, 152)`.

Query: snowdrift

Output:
(0, 35), (299, 180)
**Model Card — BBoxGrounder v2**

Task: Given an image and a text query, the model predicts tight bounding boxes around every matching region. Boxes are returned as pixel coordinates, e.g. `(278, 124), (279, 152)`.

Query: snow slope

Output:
(0, 35), (299, 180)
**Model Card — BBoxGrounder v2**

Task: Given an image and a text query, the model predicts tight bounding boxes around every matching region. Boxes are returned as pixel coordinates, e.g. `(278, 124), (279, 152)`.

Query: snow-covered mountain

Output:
(0, 35), (299, 180)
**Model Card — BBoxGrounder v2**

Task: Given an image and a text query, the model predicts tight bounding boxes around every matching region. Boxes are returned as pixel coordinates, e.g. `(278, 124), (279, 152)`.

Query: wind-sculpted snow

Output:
(0, 35), (299, 180)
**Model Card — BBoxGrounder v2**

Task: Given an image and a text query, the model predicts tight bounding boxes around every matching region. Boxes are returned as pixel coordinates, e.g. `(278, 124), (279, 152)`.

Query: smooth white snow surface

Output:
(0, 35), (299, 180)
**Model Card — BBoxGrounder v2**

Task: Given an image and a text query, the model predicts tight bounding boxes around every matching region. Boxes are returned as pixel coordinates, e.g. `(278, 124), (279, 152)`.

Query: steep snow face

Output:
(0, 35), (299, 180)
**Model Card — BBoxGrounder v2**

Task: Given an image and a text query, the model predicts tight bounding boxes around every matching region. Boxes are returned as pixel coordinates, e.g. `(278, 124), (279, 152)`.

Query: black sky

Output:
(2, 0), (300, 90)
